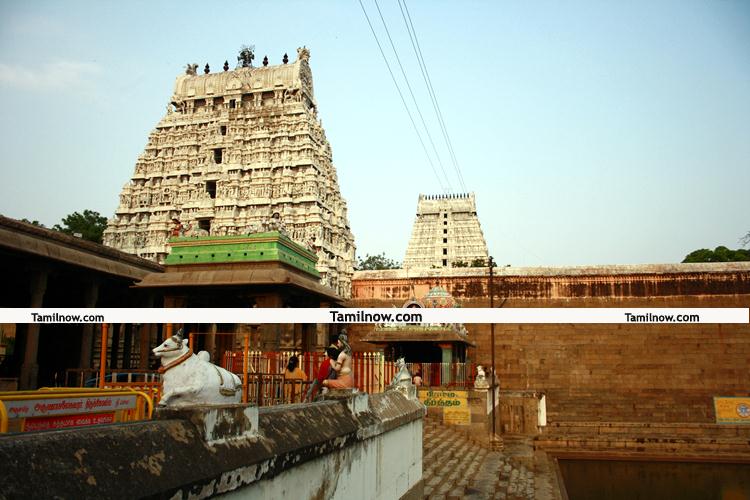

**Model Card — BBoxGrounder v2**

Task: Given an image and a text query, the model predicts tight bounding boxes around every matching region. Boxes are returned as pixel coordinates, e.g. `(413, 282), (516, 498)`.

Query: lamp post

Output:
(488, 255), (497, 442)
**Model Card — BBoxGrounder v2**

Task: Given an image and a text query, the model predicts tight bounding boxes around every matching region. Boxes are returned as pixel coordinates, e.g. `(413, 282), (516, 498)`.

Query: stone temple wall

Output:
(349, 263), (750, 425)
(103, 47), (355, 297)
(403, 193), (489, 270)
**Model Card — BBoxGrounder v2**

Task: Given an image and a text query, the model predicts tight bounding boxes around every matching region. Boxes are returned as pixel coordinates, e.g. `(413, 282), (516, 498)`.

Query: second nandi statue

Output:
(153, 329), (242, 407)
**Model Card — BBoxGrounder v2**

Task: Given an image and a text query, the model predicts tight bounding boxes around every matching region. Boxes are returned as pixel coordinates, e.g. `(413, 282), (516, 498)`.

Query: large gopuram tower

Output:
(104, 47), (356, 297)
(403, 193), (488, 269)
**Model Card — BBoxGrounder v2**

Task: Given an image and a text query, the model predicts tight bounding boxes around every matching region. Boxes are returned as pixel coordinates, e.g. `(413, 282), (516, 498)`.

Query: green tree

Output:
(20, 218), (45, 227)
(682, 246), (750, 263)
(357, 253), (400, 270)
(53, 210), (108, 244)
(452, 260), (468, 267)
(470, 258), (486, 267)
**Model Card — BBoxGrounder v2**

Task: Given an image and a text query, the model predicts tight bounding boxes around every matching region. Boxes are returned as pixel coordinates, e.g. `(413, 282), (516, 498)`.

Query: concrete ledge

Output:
(0, 391), (425, 499)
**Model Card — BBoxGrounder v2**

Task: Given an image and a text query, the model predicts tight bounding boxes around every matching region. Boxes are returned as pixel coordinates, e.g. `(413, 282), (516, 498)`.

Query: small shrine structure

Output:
(360, 286), (474, 370)
(135, 230), (341, 359)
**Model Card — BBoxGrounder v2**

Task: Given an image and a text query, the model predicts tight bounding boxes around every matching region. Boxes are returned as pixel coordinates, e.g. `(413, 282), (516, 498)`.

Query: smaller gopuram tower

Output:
(403, 193), (489, 269)
(104, 46), (355, 297)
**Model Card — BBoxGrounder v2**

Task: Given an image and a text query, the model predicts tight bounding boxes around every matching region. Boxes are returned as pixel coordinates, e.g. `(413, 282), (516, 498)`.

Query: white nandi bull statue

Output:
(153, 329), (242, 407)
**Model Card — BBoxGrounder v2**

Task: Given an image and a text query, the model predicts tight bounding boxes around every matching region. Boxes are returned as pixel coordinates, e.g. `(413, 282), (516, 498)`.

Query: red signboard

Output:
(4, 395), (136, 419)
(23, 412), (115, 431)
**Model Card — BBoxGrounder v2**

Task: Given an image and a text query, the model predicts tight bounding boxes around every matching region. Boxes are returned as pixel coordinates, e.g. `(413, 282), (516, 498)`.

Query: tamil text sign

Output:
(714, 397), (750, 424)
(419, 389), (470, 426)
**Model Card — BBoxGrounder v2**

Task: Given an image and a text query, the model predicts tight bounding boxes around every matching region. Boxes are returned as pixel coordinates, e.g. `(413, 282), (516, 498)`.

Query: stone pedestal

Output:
(155, 403), (259, 444)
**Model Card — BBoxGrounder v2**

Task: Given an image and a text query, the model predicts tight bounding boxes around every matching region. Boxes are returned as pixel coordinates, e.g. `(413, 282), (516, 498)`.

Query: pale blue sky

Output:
(0, 1), (748, 266)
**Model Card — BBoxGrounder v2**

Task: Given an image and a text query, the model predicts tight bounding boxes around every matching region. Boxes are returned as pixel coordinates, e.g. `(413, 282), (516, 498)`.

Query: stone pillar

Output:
(207, 323), (217, 360)
(20, 269), (48, 390)
(135, 324), (147, 369)
(316, 301), (330, 349)
(79, 280), (100, 370)
(110, 323), (124, 369)
(301, 324), (315, 352)
(138, 293), (157, 369)
(122, 323), (133, 369)
(250, 325), (261, 351)
(438, 343), (453, 387)
(256, 294), (281, 351)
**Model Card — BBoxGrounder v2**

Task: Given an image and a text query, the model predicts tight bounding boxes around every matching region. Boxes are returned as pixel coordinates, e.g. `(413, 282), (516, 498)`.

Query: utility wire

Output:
(372, 0), (453, 192)
(399, 0), (468, 192)
(357, 0), (448, 193)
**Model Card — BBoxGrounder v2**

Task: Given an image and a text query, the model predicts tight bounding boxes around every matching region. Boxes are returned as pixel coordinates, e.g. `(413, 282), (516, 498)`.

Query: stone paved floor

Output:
(422, 417), (560, 500)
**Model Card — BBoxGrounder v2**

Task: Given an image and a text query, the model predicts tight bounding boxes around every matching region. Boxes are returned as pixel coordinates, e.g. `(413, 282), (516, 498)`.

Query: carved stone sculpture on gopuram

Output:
(103, 46), (356, 297)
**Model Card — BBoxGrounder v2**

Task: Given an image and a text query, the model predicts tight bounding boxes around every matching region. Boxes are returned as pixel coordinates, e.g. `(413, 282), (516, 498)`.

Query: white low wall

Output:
(0, 390), (426, 499)
(226, 419), (423, 500)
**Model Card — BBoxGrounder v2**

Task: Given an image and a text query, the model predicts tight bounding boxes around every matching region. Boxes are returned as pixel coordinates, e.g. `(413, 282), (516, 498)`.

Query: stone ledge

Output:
(542, 421), (750, 438)
(536, 433), (750, 460)
(155, 403), (259, 444)
(0, 391), (424, 499)
(353, 262), (750, 280)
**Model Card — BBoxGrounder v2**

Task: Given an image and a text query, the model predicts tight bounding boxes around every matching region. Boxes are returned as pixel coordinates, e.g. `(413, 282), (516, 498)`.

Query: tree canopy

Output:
(682, 246), (750, 263)
(53, 210), (108, 244)
(357, 253), (401, 270)
(20, 218), (45, 227)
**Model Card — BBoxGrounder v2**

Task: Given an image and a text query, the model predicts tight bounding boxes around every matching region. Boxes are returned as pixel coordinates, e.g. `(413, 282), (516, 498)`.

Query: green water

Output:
(559, 459), (750, 500)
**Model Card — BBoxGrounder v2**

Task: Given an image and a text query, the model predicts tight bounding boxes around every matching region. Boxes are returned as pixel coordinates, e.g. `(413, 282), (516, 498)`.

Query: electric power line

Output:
(372, 0), (453, 192)
(399, 0), (468, 192)
(357, 0), (448, 193)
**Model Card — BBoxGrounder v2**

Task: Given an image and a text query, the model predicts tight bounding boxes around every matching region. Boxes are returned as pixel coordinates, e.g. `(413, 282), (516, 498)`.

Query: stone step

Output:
(542, 421), (750, 438)
(423, 417), (540, 500)
(535, 433), (750, 457)
(425, 438), (476, 482)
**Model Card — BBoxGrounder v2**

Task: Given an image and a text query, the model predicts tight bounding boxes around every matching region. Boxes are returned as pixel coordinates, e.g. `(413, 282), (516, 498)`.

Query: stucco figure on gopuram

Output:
(104, 46), (356, 297)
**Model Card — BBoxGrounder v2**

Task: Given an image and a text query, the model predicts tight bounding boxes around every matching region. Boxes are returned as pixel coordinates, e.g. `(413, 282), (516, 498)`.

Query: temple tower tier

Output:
(103, 47), (356, 297)
(403, 193), (489, 270)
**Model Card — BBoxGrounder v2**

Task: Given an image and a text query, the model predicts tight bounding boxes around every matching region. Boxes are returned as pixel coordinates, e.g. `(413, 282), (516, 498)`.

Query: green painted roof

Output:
(164, 231), (319, 277)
